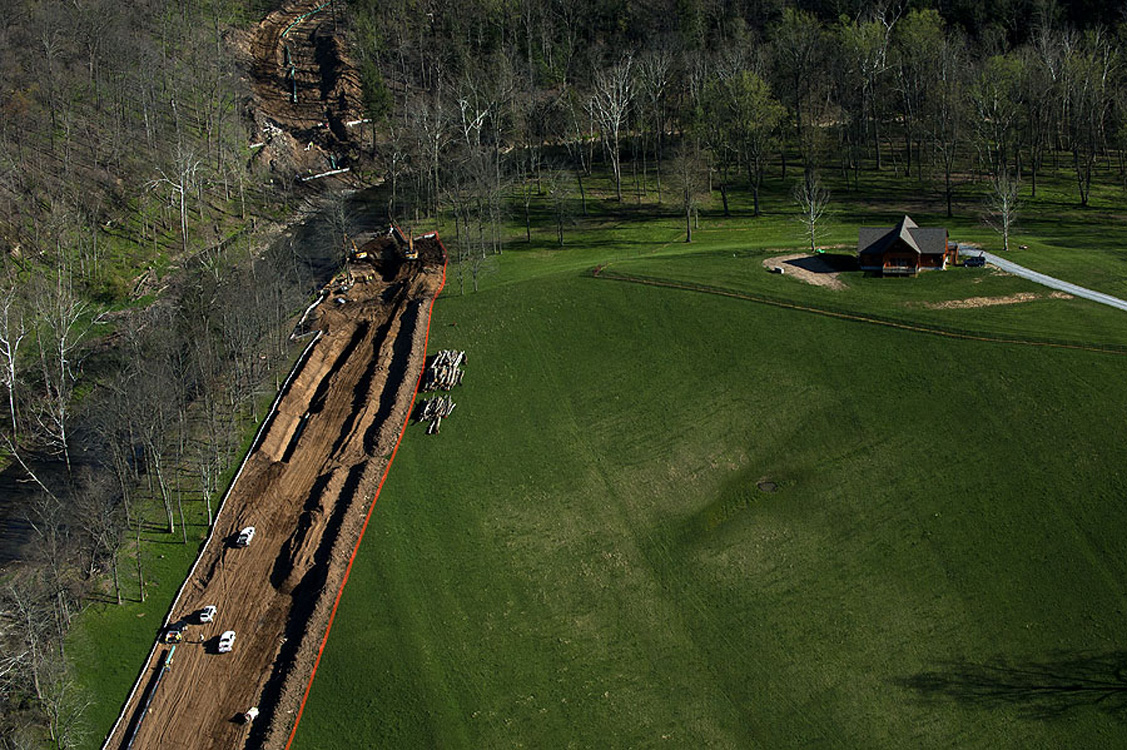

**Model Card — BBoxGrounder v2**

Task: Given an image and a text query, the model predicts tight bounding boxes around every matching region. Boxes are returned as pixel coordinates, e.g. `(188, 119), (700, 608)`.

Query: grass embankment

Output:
(292, 228), (1127, 746)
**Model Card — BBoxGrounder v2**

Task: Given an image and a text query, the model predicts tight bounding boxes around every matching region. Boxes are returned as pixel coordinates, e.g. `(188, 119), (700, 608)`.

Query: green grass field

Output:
(69, 161), (1127, 748)
(289, 176), (1127, 748)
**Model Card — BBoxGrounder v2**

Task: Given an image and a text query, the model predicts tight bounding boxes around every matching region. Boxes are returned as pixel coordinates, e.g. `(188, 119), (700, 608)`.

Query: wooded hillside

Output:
(1, 0), (1125, 746)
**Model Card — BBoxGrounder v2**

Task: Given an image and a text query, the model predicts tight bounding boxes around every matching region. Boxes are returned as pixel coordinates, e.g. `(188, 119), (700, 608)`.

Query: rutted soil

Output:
(104, 236), (446, 750)
(240, 0), (365, 179)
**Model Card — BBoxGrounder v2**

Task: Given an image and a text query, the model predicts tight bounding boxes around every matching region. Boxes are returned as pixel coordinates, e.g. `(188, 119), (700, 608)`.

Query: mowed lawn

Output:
(292, 247), (1127, 748)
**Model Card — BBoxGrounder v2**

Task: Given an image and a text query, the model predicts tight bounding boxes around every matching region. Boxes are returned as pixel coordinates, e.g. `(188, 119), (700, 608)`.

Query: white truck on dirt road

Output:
(235, 527), (256, 547)
(218, 630), (236, 653)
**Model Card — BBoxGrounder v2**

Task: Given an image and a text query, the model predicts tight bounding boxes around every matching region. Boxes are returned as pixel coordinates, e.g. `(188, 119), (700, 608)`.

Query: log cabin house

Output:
(857, 216), (958, 275)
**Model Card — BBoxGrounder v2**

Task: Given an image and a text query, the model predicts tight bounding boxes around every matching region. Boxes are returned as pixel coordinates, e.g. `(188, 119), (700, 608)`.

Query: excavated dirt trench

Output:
(102, 7), (432, 747)
(243, 0), (365, 177)
(104, 237), (446, 750)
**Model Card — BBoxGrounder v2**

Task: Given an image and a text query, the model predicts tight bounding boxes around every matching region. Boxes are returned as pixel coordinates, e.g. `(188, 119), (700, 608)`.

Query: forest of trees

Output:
(0, 2), (323, 746)
(355, 0), (1126, 253)
(0, 0), (1125, 746)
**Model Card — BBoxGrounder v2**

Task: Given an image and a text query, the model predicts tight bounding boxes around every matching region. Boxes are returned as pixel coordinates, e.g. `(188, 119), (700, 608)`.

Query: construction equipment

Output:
(218, 630), (237, 653)
(236, 527), (256, 547)
(346, 235), (368, 262)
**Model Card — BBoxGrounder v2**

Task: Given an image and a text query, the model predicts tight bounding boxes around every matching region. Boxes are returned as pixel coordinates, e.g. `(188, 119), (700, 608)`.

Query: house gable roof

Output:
(858, 216), (948, 257)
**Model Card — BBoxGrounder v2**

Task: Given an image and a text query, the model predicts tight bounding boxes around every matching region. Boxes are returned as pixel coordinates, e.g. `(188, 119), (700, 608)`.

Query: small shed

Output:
(858, 216), (957, 275)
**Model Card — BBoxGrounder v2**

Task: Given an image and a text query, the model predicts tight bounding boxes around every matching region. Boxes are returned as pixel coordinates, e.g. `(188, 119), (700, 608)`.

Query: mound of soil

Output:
(762, 253), (850, 291)
(240, 1), (365, 180)
(105, 241), (445, 750)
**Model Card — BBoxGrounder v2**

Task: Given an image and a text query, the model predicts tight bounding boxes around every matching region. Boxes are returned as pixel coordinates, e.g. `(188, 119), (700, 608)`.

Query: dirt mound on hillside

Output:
(104, 238), (446, 750)
(762, 253), (849, 291)
(239, 1), (366, 181)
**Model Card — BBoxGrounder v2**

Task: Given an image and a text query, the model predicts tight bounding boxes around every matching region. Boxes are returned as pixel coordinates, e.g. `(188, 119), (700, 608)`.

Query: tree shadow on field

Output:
(896, 651), (1127, 720)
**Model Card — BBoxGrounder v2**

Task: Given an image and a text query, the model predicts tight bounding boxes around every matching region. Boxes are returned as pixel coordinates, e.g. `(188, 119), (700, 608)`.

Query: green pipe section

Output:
(281, 1), (332, 39)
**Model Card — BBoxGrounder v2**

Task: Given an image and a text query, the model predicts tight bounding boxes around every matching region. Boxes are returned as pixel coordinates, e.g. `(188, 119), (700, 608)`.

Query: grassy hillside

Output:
(70, 158), (1127, 748)
(291, 228), (1127, 747)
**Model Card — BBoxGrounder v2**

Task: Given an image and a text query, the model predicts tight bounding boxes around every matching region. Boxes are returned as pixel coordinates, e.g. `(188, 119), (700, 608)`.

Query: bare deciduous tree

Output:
(545, 168), (575, 247)
(793, 174), (831, 253)
(589, 56), (633, 202)
(34, 271), (89, 474)
(635, 48), (672, 199)
(74, 470), (127, 605)
(0, 284), (26, 437)
(929, 35), (970, 218)
(669, 145), (708, 243)
(150, 145), (201, 257)
(986, 170), (1021, 252)
(1064, 29), (1117, 207)
(411, 91), (453, 218)
(40, 658), (90, 750)
(971, 54), (1022, 181)
(839, 10), (896, 170)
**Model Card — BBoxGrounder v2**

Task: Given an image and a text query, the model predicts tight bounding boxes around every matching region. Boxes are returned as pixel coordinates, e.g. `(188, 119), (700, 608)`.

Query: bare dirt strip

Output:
(103, 237), (446, 750)
(919, 291), (1074, 310)
(240, 0), (365, 176)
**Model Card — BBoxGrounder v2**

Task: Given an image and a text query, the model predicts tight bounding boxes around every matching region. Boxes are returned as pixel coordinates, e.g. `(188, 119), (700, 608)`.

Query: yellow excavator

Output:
(346, 235), (368, 262)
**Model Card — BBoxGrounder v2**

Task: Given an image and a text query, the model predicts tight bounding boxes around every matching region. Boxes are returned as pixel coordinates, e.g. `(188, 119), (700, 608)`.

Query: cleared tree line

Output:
(0, 0), (1125, 747)
(0, 1), (327, 746)
(0, 234), (324, 746)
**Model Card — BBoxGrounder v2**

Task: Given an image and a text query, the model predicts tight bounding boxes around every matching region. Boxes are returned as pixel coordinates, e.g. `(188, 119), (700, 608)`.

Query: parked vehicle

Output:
(242, 707), (259, 724)
(235, 526), (256, 547)
(964, 255), (986, 267)
(218, 630), (236, 653)
(199, 605), (217, 624)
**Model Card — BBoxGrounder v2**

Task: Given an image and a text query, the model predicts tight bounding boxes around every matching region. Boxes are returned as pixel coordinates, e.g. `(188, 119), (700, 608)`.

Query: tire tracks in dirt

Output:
(104, 239), (446, 749)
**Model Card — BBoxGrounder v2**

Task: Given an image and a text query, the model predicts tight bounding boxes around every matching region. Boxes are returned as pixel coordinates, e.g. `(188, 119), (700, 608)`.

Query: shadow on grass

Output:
(897, 651), (1127, 720)
(786, 253), (858, 273)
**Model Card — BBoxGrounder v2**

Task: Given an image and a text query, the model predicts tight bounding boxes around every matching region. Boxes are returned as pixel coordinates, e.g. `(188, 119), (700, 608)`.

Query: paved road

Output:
(979, 251), (1127, 312)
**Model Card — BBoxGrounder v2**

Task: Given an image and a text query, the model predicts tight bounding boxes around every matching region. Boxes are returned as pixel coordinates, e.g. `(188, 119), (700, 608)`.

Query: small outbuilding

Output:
(858, 216), (958, 275)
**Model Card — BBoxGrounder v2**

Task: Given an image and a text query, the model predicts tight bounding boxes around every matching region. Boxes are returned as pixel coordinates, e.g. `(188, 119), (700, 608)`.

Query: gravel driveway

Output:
(979, 251), (1127, 313)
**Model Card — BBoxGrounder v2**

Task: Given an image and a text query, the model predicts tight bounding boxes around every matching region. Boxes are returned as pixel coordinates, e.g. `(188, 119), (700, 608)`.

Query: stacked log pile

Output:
(418, 395), (456, 434)
(417, 350), (466, 434)
(422, 349), (466, 391)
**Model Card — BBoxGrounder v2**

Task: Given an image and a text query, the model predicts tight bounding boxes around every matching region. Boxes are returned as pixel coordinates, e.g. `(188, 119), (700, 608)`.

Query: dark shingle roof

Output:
(908, 227), (949, 255)
(858, 226), (893, 255)
(858, 216), (948, 256)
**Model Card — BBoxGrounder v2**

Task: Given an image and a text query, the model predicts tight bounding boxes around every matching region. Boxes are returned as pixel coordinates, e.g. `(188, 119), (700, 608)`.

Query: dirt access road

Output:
(103, 7), (436, 747)
(104, 235), (446, 750)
